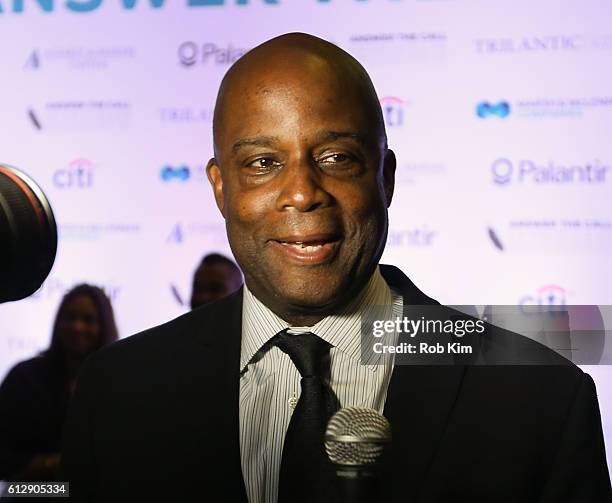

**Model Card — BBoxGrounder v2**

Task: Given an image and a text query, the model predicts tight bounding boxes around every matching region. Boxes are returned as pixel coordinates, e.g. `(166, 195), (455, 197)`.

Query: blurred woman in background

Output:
(0, 284), (118, 482)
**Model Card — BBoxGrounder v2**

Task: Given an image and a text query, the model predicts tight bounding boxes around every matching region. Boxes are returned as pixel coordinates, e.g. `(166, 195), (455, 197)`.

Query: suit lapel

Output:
(380, 265), (466, 501)
(179, 288), (248, 502)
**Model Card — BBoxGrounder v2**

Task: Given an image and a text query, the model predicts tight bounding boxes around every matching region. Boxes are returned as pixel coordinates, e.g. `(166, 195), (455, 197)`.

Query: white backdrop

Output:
(1, 0), (611, 468)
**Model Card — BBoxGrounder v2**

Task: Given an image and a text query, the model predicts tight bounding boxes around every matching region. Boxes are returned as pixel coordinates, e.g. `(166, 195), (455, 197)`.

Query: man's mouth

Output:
(270, 234), (342, 263)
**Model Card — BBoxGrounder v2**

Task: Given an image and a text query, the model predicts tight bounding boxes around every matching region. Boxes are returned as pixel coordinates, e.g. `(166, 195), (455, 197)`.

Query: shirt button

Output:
(288, 396), (298, 409)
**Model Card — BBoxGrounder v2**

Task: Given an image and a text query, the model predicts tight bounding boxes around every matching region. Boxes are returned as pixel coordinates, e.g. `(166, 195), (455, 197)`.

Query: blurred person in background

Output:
(0, 284), (118, 483)
(190, 253), (243, 309)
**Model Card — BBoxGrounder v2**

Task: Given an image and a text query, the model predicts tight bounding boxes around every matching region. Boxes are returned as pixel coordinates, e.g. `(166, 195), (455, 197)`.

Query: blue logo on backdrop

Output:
(476, 101), (510, 118)
(161, 165), (190, 182)
(0, 0), (392, 15)
(491, 158), (609, 185)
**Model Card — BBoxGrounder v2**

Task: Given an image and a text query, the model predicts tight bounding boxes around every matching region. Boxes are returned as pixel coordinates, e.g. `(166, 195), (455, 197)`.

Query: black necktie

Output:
(272, 330), (340, 503)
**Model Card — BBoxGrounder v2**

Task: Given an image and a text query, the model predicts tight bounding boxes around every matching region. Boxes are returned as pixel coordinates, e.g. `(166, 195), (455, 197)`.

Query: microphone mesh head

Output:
(324, 407), (391, 466)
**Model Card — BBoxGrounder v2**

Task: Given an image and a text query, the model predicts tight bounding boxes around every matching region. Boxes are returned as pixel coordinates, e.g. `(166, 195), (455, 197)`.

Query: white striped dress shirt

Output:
(239, 266), (403, 503)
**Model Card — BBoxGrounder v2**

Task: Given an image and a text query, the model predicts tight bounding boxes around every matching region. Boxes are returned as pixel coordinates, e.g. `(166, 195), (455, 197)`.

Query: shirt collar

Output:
(240, 266), (395, 372)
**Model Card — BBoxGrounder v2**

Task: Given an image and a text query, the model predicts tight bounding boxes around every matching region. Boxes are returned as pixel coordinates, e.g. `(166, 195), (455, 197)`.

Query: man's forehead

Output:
(212, 32), (386, 153)
(221, 52), (350, 104)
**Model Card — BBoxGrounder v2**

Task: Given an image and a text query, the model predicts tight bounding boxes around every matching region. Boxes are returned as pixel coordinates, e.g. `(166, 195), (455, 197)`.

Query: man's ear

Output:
(382, 149), (396, 207)
(206, 158), (225, 217)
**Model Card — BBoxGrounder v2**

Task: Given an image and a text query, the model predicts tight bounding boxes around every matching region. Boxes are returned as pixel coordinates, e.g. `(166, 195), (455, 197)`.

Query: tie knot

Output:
(272, 330), (331, 378)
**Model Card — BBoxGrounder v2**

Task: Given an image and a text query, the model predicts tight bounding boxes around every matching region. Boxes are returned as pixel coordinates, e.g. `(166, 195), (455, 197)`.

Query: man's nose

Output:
(276, 159), (332, 212)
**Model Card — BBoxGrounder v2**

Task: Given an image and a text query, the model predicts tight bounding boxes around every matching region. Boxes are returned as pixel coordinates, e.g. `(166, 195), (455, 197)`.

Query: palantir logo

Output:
(379, 96), (405, 128)
(178, 42), (247, 67)
(491, 158), (513, 185)
(476, 101), (511, 118)
(491, 157), (609, 185)
(53, 158), (95, 189)
(161, 165), (190, 182)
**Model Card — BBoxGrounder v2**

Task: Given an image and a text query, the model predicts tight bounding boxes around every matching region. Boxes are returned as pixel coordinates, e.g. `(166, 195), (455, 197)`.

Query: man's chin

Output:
(270, 283), (351, 320)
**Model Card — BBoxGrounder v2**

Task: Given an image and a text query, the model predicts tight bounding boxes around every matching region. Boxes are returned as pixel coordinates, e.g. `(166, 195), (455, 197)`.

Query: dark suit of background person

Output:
(0, 285), (117, 490)
(61, 33), (611, 502)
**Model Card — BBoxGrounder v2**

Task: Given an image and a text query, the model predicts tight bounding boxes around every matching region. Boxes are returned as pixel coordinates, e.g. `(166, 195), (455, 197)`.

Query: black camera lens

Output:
(0, 164), (57, 303)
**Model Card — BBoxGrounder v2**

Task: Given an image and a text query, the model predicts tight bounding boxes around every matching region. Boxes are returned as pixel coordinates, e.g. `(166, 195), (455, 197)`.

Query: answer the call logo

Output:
(170, 283), (187, 307)
(27, 108), (43, 130)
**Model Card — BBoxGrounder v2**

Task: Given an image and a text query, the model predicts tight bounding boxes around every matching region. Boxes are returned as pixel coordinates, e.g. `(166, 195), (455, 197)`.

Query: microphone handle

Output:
(336, 465), (378, 503)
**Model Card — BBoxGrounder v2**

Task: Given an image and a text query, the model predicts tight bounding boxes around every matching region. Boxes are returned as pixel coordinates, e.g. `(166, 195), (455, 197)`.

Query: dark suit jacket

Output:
(61, 265), (611, 502)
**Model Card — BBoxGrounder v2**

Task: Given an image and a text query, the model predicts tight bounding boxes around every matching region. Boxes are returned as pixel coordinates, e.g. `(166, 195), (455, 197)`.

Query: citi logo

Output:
(161, 165), (190, 182)
(380, 96), (405, 128)
(53, 158), (95, 189)
(491, 158), (609, 185)
(476, 101), (510, 118)
(520, 285), (567, 307)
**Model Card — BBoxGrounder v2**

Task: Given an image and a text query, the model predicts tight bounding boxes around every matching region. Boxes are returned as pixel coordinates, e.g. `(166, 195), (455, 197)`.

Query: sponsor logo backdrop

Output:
(1, 0), (611, 469)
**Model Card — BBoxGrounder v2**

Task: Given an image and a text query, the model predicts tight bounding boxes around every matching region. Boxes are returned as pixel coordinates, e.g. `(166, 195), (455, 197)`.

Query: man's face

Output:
(208, 56), (394, 319)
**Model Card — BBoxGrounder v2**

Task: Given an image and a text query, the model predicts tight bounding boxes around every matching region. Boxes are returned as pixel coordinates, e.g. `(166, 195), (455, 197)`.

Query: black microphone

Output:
(325, 407), (391, 503)
(0, 164), (57, 304)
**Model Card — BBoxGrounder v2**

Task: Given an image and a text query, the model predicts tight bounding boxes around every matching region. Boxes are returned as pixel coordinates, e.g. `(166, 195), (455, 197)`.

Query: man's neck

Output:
(245, 267), (378, 327)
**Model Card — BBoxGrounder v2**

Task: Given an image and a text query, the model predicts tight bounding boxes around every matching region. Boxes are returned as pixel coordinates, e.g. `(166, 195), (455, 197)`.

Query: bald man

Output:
(62, 33), (610, 502)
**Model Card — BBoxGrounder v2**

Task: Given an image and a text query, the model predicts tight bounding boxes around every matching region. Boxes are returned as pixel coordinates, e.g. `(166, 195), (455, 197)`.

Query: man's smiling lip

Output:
(269, 233), (342, 264)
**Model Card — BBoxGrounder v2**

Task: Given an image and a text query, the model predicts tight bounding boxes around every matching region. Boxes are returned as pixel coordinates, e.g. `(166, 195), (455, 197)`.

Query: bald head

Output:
(205, 32), (396, 326)
(212, 32), (386, 157)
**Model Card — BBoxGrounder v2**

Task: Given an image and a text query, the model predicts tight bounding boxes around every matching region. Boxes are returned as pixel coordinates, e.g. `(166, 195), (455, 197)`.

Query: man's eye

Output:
(247, 158), (279, 171)
(319, 153), (354, 167)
